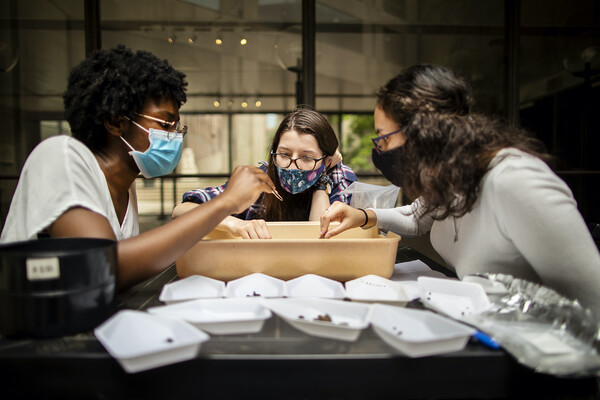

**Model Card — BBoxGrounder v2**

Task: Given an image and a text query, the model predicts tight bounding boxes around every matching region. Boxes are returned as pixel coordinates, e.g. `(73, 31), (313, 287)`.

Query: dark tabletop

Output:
(0, 246), (597, 400)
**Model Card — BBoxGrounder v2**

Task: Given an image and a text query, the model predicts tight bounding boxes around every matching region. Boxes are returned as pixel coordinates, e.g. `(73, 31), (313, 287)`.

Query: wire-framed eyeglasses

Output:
(371, 128), (402, 155)
(270, 151), (326, 171)
(137, 113), (188, 139)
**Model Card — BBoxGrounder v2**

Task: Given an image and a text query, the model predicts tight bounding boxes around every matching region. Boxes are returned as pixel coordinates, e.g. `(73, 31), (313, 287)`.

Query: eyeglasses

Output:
(371, 128), (402, 155)
(137, 113), (188, 139)
(271, 151), (326, 171)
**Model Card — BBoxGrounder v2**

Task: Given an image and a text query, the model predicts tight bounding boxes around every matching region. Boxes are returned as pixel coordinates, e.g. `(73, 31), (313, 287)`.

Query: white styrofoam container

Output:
(159, 275), (226, 304)
(262, 298), (371, 342)
(94, 310), (209, 373)
(370, 304), (475, 357)
(285, 274), (346, 299)
(345, 275), (410, 304)
(462, 275), (508, 295)
(147, 298), (272, 335)
(225, 273), (287, 298)
(417, 276), (491, 320)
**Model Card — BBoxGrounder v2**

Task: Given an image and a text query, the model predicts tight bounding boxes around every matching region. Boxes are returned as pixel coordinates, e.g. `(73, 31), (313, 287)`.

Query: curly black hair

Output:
(402, 113), (550, 220)
(376, 64), (473, 127)
(377, 64), (549, 219)
(63, 45), (187, 151)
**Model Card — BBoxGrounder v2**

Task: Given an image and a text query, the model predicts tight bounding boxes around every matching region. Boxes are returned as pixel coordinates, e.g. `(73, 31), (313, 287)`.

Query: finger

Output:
(322, 219), (354, 239)
(251, 167), (276, 188)
(256, 220), (272, 239)
(319, 207), (335, 237)
(247, 226), (260, 239)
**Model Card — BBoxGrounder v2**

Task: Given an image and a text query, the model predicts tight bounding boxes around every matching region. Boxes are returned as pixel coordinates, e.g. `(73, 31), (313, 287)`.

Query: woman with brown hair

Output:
(320, 64), (600, 316)
(172, 108), (357, 239)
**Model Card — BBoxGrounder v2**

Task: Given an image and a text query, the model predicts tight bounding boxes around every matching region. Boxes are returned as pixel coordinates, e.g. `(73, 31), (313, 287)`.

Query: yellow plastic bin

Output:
(176, 222), (400, 282)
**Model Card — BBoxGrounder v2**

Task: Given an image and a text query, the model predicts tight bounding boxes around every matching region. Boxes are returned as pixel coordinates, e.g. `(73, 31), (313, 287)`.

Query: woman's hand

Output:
(221, 216), (272, 239)
(319, 201), (374, 238)
(219, 165), (279, 215)
(327, 149), (343, 170)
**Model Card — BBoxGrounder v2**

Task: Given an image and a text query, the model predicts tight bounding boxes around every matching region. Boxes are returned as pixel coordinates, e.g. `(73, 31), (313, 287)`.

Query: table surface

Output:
(0, 246), (597, 400)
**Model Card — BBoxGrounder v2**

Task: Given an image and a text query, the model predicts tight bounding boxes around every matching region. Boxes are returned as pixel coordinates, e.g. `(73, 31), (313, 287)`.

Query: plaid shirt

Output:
(181, 162), (358, 220)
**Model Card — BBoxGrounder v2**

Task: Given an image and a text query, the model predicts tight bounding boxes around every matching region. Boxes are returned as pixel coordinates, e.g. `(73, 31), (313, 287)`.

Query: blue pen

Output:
(472, 331), (501, 350)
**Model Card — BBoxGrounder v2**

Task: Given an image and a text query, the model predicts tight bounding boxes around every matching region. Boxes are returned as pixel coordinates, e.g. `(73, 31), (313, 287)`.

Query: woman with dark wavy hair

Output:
(1, 45), (277, 290)
(320, 64), (600, 316)
(173, 108), (357, 239)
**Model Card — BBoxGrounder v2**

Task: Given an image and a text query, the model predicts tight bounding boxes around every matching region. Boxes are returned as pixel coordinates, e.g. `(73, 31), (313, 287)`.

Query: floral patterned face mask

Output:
(276, 164), (326, 194)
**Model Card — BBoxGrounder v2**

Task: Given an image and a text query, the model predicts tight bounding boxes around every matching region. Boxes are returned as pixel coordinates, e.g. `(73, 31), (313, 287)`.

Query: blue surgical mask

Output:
(121, 120), (183, 178)
(276, 164), (326, 194)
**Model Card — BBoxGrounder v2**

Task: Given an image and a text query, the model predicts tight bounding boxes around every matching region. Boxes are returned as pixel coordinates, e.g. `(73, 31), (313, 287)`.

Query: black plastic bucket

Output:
(0, 237), (117, 338)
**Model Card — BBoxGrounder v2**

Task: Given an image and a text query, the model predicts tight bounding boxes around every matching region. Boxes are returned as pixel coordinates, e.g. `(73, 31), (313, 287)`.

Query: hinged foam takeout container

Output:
(176, 222), (400, 282)
(262, 298), (371, 342)
(370, 304), (475, 357)
(94, 310), (209, 373)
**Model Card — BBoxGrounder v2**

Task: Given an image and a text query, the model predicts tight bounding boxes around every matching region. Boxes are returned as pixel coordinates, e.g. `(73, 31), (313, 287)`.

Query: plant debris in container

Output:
(314, 313), (333, 322)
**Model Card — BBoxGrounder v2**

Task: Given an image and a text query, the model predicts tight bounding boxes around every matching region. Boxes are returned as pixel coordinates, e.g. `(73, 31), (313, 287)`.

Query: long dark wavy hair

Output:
(256, 108), (339, 221)
(377, 64), (550, 219)
(63, 45), (187, 152)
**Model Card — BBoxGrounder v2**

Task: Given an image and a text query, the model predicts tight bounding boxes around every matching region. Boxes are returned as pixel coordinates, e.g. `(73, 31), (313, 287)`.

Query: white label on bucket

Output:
(26, 257), (60, 280)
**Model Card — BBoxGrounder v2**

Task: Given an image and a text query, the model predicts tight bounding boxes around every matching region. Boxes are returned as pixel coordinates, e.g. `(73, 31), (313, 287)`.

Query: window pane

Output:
(519, 0), (600, 222)
(315, 0), (505, 114)
(0, 0), (84, 225)
(231, 113), (283, 166)
(100, 0), (301, 113)
(180, 114), (229, 174)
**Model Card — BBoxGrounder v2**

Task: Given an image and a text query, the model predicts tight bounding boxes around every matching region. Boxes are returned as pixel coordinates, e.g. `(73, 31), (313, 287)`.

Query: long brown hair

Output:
(257, 108), (339, 221)
(378, 65), (550, 219)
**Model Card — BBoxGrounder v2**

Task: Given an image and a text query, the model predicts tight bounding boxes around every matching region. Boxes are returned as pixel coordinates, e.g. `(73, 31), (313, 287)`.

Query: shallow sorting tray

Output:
(417, 277), (491, 320)
(344, 275), (411, 304)
(94, 310), (209, 373)
(148, 298), (272, 335)
(225, 273), (287, 298)
(159, 275), (226, 304)
(176, 222), (400, 282)
(160, 273), (348, 302)
(262, 298), (371, 342)
(370, 304), (475, 357)
(285, 274), (346, 298)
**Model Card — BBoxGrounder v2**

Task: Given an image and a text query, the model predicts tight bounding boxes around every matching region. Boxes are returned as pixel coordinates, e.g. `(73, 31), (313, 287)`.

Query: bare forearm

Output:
(171, 201), (199, 218)
(117, 196), (237, 289)
(309, 189), (330, 221)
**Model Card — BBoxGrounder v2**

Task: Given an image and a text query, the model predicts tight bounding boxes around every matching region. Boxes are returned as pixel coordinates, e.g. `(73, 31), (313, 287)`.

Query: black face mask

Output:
(371, 146), (405, 187)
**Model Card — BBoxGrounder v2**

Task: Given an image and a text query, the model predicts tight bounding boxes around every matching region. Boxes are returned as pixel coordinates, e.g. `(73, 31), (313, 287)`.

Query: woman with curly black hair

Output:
(320, 64), (600, 316)
(1, 45), (278, 290)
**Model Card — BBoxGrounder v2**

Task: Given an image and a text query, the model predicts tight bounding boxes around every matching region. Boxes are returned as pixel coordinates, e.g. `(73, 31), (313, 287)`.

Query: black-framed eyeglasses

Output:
(270, 151), (326, 171)
(137, 113), (188, 139)
(371, 128), (402, 155)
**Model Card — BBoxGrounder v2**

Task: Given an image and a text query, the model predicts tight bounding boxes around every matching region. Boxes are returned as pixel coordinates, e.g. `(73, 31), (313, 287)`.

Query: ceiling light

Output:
(240, 38), (247, 46)
(227, 99), (233, 107)
(167, 34), (176, 44)
(215, 33), (223, 45)
(241, 100), (248, 108)
(213, 99), (220, 108)
(255, 99), (262, 108)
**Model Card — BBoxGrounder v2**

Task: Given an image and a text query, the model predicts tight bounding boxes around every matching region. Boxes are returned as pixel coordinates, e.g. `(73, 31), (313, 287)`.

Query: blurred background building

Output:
(1, 0), (598, 229)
